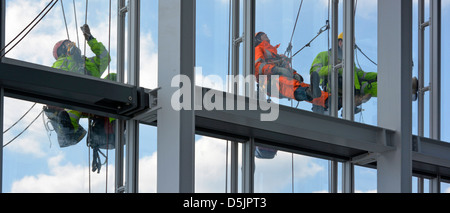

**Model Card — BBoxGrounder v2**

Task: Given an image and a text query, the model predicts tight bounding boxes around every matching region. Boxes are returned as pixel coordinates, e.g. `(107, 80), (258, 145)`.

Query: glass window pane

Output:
(140, 0), (158, 89)
(196, 0), (231, 93)
(4, 0), (117, 83)
(354, 0), (378, 126)
(138, 124), (157, 193)
(256, 0), (332, 113)
(354, 165), (376, 193)
(195, 135), (232, 193)
(254, 146), (328, 193)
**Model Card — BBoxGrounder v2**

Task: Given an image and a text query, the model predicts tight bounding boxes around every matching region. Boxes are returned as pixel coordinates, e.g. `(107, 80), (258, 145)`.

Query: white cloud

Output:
(10, 153), (115, 193)
(139, 32), (158, 89)
(254, 151), (325, 192)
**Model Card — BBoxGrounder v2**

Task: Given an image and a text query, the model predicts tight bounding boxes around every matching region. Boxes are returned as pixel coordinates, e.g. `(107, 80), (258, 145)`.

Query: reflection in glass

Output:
(255, 0), (332, 113)
(354, 165), (376, 193)
(195, 135), (232, 193)
(4, 0), (117, 80)
(254, 145), (328, 193)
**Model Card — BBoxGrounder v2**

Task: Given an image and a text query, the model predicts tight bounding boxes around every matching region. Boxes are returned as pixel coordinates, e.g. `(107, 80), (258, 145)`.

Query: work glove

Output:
(81, 24), (94, 41)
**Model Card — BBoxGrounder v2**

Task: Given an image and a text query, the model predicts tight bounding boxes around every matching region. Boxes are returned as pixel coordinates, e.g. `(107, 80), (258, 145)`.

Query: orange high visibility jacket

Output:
(255, 40), (329, 107)
(255, 40), (280, 79)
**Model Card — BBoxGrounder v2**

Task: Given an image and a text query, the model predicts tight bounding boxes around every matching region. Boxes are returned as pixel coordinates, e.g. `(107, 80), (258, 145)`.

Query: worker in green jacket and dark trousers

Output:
(44, 24), (115, 148)
(310, 32), (418, 114)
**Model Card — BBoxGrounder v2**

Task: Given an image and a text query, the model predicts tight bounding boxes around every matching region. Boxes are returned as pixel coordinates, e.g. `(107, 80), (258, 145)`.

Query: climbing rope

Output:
(3, 110), (44, 148)
(0, 0), (58, 59)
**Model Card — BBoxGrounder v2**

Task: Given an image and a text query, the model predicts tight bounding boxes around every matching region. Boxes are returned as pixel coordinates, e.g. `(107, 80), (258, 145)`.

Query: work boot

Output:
(57, 126), (87, 148)
(355, 94), (372, 107)
(310, 72), (322, 98)
(412, 77), (419, 101)
(58, 110), (74, 132)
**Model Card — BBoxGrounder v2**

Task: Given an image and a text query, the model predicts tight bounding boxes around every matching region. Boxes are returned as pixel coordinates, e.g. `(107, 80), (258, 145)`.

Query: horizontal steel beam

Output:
(192, 87), (395, 161)
(413, 136), (450, 178)
(0, 58), (149, 120)
(135, 86), (450, 178)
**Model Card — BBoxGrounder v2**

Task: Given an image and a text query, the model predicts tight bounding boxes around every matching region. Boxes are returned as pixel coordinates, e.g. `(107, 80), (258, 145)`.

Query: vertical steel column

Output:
(115, 0), (126, 193)
(0, 0), (5, 194)
(418, 0), (426, 138)
(417, 0), (427, 194)
(0, 87), (3, 193)
(430, 176), (441, 193)
(157, 0), (196, 193)
(125, 0), (140, 193)
(328, 0), (340, 194)
(243, 0), (255, 99)
(342, 0), (355, 193)
(230, 0), (240, 194)
(429, 0), (441, 141)
(342, 0), (355, 121)
(377, 0), (413, 193)
(330, 0), (340, 118)
(328, 161), (338, 193)
(342, 162), (354, 193)
(242, 138), (255, 193)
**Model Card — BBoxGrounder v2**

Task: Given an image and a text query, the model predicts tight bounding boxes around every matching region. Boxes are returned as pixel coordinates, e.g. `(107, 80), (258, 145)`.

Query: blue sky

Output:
(2, 0), (450, 193)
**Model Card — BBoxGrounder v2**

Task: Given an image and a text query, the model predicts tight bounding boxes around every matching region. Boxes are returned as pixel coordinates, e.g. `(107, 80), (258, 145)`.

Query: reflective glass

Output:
(354, 165), (376, 193)
(139, 0), (158, 89)
(254, 146), (329, 193)
(138, 124), (157, 193)
(255, 0), (332, 113)
(196, 0), (232, 93)
(412, 176), (430, 193)
(3, 98), (116, 193)
(354, 0), (378, 126)
(441, 181), (450, 193)
(195, 135), (236, 193)
(4, 0), (117, 82)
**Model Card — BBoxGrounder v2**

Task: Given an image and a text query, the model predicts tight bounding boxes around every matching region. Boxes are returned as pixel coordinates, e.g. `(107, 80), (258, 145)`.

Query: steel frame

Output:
(0, 0), (449, 194)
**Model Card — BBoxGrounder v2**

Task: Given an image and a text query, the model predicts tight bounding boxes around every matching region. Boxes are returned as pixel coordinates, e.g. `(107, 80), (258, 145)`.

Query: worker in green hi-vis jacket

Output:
(44, 24), (116, 149)
(310, 32), (419, 115)
(310, 32), (378, 110)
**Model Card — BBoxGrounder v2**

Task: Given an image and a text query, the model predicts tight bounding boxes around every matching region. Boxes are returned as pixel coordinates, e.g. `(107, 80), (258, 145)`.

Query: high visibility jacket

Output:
(52, 38), (112, 131)
(52, 38), (111, 78)
(255, 40), (299, 99)
(310, 49), (377, 97)
(255, 40), (329, 107)
(255, 40), (281, 78)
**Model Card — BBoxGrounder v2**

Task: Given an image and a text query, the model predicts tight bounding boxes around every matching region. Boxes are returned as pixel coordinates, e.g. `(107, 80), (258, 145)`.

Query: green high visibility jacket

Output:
(52, 38), (111, 78)
(52, 38), (113, 131)
(310, 50), (377, 92)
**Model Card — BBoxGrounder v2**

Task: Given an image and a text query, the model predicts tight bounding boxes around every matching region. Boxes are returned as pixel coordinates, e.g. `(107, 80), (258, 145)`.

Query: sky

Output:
(2, 0), (450, 193)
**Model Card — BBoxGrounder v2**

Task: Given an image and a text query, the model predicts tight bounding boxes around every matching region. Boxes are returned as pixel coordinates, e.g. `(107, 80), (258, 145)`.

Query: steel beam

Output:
(377, 0), (413, 193)
(194, 87), (395, 160)
(0, 58), (149, 120)
(242, 138), (255, 193)
(115, 0), (126, 193)
(243, 0), (255, 98)
(0, 87), (3, 193)
(342, 0), (355, 121)
(157, 0), (196, 193)
(418, 0), (426, 138)
(328, 0), (340, 194)
(230, 0), (240, 193)
(429, 0), (441, 141)
(124, 0), (141, 193)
